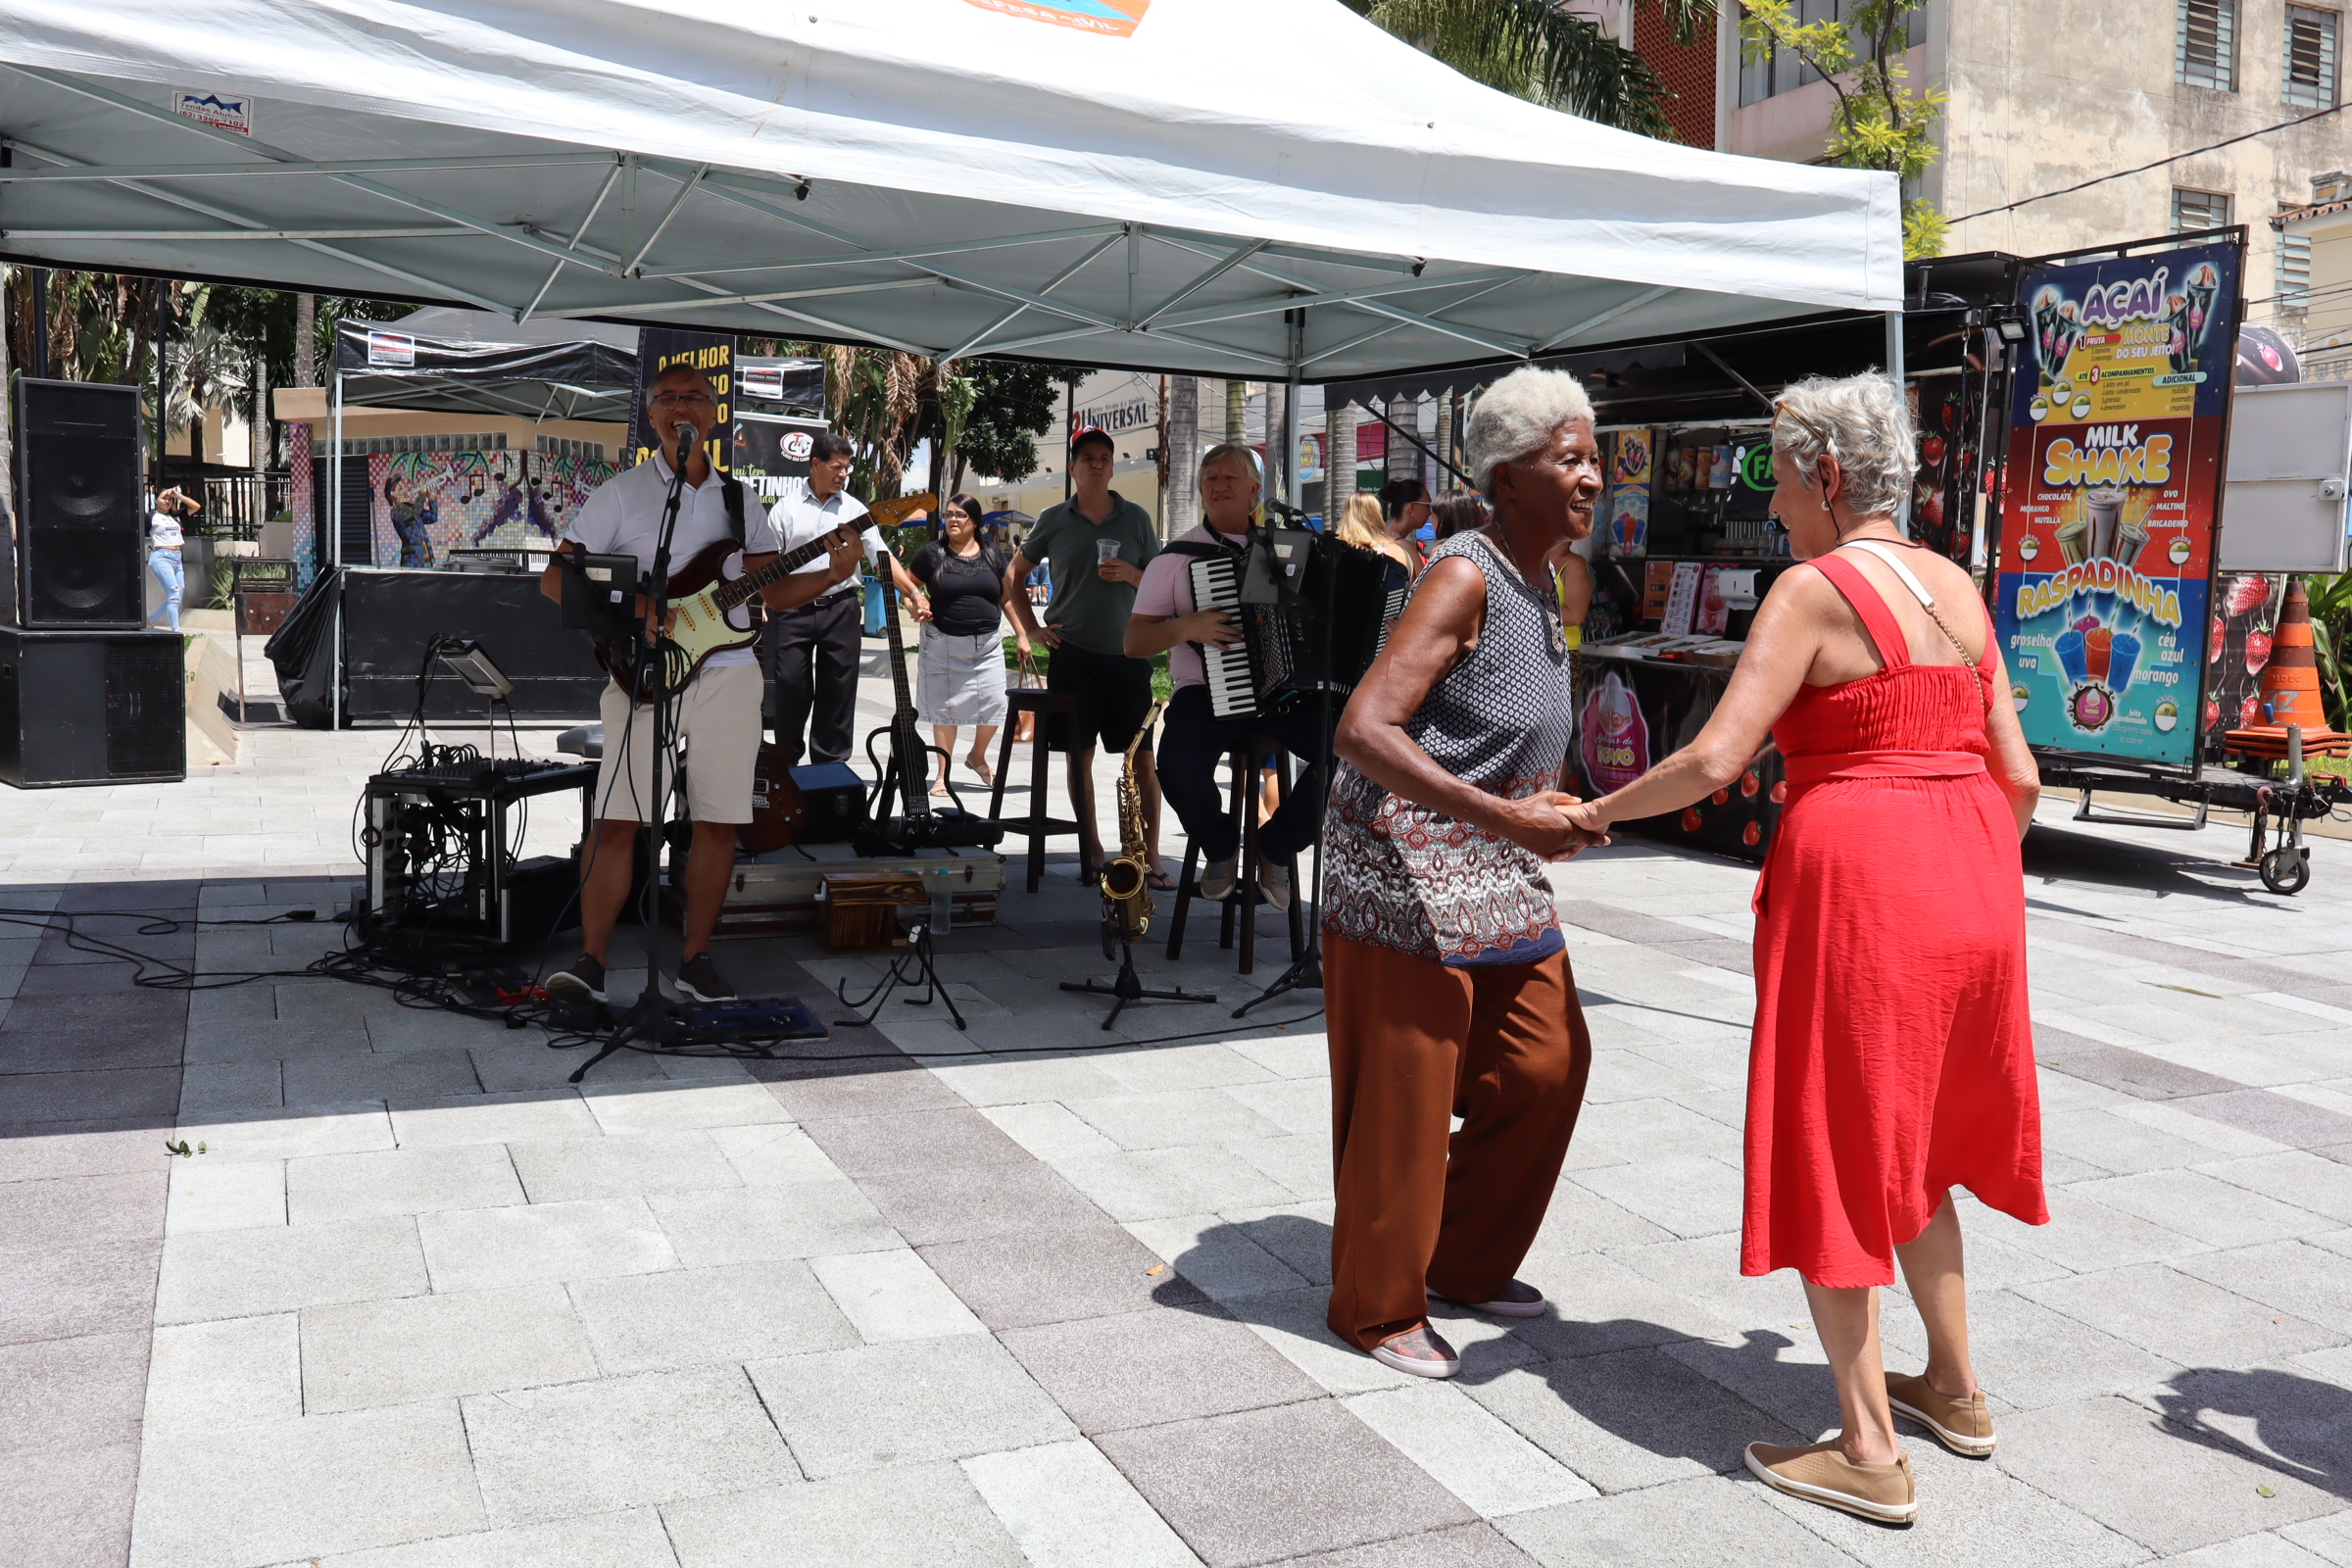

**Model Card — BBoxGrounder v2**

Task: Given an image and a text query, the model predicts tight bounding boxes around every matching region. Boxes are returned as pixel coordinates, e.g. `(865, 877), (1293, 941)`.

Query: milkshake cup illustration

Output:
(2056, 514), (2089, 564)
(2032, 289), (2065, 385)
(2166, 295), (2194, 374)
(2084, 626), (2113, 681)
(2185, 264), (2220, 355)
(2117, 516), (2151, 570)
(2107, 631), (2141, 693)
(2085, 489), (2127, 561)
(2054, 627), (2089, 683)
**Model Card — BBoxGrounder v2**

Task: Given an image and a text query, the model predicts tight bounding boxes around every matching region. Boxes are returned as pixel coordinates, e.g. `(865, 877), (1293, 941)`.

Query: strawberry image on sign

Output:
(2210, 616), (2227, 664)
(2245, 629), (2275, 677)
(2228, 574), (2273, 617)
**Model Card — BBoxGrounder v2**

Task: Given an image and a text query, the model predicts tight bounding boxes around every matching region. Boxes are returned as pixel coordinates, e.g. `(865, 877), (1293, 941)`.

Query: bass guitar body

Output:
(736, 742), (808, 853)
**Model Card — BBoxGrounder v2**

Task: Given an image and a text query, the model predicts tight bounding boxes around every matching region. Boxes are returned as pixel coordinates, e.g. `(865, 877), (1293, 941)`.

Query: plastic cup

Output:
(2107, 631), (2141, 693)
(2117, 520), (2151, 570)
(1096, 539), (1122, 564)
(2056, 517), (2089, 564)
(2085, 626), (2113, 681)
(2054, 628), (2089, 684)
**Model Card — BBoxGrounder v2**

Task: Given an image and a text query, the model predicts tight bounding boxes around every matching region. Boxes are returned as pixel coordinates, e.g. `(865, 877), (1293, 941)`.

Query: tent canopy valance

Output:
(0, 0), (1900, 384)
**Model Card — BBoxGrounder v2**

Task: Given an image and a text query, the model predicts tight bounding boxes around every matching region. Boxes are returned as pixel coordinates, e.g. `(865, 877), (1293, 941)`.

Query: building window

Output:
(2174, 188), (2233, 233)
(1738, 0), (1924, 108)
(2177, 0), (2236, 89)
(2278, 221), (2314, 311)
(2286, 6), (2339, 107)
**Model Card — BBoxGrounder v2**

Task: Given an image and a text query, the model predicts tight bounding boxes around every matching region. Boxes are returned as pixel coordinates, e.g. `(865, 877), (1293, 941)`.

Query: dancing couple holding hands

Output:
(1326, 366), (2045, 1528)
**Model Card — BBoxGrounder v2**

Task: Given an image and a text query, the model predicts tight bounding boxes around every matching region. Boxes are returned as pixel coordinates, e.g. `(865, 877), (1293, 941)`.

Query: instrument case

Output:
(659, 841), (1003, 937)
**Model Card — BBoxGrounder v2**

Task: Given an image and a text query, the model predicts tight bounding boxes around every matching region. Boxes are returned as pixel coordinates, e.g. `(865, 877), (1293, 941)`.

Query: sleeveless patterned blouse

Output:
(1322, 530), (1575, 965)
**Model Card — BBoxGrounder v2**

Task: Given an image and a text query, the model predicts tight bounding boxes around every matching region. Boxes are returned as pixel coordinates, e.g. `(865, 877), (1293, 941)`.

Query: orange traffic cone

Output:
(2258, 578), (2327, 726)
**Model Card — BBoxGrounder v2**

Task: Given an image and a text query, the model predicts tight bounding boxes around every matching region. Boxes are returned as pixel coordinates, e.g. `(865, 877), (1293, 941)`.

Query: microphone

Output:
(672, 421), (699, 450)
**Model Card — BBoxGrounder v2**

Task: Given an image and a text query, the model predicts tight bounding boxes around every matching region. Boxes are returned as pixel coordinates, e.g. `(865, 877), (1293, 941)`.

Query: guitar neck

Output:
(710, 529), (840, 612)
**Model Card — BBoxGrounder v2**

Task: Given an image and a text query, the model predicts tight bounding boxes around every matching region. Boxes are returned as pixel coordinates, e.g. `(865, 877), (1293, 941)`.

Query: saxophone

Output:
(1098, 700), (1165, 957)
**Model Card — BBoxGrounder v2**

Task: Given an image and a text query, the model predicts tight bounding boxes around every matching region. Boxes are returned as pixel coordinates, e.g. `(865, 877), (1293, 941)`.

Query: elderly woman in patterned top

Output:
(1320, 366), (1604, 1379)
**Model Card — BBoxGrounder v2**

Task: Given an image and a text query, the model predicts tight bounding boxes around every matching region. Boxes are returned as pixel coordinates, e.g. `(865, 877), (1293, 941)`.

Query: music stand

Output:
(434, 637), (514, 761)
(559, 550), (643, 634)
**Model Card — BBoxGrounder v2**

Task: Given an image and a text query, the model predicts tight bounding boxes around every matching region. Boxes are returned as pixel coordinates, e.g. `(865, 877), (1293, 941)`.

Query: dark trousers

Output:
(1156, 684), (1327, 863)
(762, 590), (862, 765)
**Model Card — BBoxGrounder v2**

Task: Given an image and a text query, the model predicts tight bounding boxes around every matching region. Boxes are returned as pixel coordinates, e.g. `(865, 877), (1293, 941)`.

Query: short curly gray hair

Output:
(1770, 372), (1916, 518)
(1464, 367), (1595, 497)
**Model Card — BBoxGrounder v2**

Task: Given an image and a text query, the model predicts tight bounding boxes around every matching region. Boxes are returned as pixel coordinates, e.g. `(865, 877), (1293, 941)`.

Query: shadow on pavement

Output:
(2150, 1366), (2352, 1499)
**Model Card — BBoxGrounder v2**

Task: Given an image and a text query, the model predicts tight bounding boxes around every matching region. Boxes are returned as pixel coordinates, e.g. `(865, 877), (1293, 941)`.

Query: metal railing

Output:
(188, 471), (291, 541)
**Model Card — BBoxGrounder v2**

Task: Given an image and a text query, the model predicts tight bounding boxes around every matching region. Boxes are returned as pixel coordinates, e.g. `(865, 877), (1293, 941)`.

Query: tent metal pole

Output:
(1886, 309), (1908, 533)
(1285, 309), (1304, 512)
(331, 366), (344, 730)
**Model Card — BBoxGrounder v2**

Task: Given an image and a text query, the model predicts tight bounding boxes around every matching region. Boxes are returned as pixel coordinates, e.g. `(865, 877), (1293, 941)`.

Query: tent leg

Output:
(330, 368), (344, 731)
(1285, 310), (1305, 513)
(1885, 309), (1907, 535)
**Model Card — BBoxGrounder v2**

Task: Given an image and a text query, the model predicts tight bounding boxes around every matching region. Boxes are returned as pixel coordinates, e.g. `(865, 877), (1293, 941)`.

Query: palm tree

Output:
(1348, 0), (1717, 140)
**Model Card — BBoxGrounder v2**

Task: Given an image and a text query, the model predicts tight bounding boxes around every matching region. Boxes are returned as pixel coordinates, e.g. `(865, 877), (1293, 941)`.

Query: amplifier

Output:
(790, 761), (868, 843)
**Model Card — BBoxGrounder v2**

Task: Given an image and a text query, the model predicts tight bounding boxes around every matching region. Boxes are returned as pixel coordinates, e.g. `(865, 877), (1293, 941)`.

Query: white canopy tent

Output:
(0, 0), (1901, 389)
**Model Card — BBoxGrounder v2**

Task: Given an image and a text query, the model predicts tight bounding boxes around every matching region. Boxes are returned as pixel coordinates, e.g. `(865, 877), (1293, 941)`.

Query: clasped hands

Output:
(1497, 790), (1613, 861)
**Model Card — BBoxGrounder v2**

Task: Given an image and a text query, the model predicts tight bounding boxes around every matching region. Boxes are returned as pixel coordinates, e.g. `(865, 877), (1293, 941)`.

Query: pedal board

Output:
(677, 996), (829, 1041)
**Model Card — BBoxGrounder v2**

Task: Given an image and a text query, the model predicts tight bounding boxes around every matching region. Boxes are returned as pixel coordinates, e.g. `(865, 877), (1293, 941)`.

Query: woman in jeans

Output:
(147, 486), (197, 633)
(906, 492), (1028, 794)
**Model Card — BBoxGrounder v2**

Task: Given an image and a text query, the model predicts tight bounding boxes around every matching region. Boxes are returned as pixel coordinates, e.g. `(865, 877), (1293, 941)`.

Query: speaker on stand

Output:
(0, 379), (186, 788)
(9, 378), (147, 629)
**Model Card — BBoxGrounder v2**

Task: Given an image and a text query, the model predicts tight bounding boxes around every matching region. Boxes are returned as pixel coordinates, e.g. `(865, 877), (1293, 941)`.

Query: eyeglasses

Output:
(1771, 401), (1833, 452)
(650, 391), (715, 410)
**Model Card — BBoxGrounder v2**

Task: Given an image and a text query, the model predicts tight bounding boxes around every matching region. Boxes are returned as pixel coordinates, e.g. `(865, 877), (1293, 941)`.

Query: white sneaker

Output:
(1199, 856), (1239, 901)
(1259, 861), (1293, 911)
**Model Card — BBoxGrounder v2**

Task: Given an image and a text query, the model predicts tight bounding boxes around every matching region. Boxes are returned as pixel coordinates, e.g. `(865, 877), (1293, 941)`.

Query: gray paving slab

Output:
(1463, 1345), (1809, 1495)
(959, 1438), (1207, 1568)
(143, 1314), (302, 1432)
(1494, 1472), (1852, 1568)
(1124, 1213), (1313, 1301)
(173, 1103), (397, 1163)
(999, 1303), (1322, 1434)
(1873, 1285), (2181, 1414)
(748, 1056), (969, 1121)
(0, 1440), (142, 1568)
(0, 1118), (174, 1182)
(2283, 1510), (2352, 1564)
(127, 1401), (484, 1568)
(155, 1216), (427, 1325)
(1095, 1397), (1477, 1568)
(2071, 1169), (2337, 1248)
(284, 1143), (525, 1225)
(0, 1329), (149, 1458)
(505, 1128), (743, 1204)
(579, 1079), (795, 1135)
(857, 1157), (1109, 1246)
(571, 1259), (858, 1374)
(2005, 1187), (2215, 1272)
(1566, 1155), (1746, 1241)
(417, 1197), (677, 1291)
(745, 1331), (1075, 1478)
(462, 1365), (797, 1527)
(645, 1178), (898, 1265)
(2203, 1152), (2352, 1226)
(1996, 1395), (2342, 1555)
(283, 1506), (680, 1567)
(919, 1221), (1209, 1330)
(1496, 1250), (1739, 1361)
(300, 1283), (600, 1413)
(2019, 1262), (2339, 1367)
(1063, 1087), (1290, 1152)
(386, 1090), (601, 1150)
(0, 1167), (168, 1252)
(2174, 1240), (2352, 1336)
(0, 1065), (181, 1124)
(661, 1464), (1025, 1568)
(1055, 1145), (1299, 1222)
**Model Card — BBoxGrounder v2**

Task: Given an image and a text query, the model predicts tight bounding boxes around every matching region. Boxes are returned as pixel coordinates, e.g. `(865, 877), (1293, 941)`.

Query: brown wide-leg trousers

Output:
(1325, 932), (1592, 1351)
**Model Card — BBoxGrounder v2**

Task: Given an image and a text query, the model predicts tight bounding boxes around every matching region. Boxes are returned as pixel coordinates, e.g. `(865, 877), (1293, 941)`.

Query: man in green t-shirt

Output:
(1003, 427), (1165, 886)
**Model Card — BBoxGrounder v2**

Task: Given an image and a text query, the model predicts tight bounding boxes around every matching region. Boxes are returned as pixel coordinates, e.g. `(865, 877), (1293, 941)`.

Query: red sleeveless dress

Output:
(1743, 553), (2047, 1288)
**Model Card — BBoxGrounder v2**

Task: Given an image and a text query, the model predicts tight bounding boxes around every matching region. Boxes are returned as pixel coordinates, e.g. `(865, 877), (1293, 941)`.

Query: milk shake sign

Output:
(1992, 240), (2238, 767)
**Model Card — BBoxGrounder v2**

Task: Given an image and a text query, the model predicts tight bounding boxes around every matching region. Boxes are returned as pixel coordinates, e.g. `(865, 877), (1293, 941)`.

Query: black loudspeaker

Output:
(0, 626), (186, 787)
(11, 379), (146, 629)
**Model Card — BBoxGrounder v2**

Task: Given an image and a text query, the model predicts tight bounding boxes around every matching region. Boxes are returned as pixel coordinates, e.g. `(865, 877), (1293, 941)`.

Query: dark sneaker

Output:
(675, 953), (738, 1003)
(1370, 1322), (1460, 1379)
(545, 954), (607, 1004)
(1431, 1279), (1546, 1318)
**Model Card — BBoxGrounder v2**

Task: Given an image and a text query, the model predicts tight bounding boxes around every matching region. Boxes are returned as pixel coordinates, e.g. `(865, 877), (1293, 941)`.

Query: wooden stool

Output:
(1166, 737), (1304, 976)
(988, 689), (1082, 894)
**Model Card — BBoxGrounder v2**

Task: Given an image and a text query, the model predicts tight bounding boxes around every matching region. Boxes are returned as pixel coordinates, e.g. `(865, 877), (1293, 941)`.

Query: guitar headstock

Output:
(868, 491), (938, 530)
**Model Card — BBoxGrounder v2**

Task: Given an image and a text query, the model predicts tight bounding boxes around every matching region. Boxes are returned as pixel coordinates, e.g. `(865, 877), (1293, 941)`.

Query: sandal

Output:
(1146, 869), (1176, 893)
(965, 753), (997, 788)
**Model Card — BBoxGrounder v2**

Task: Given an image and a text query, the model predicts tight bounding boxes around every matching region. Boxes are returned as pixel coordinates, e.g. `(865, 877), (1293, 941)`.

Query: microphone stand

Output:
(586, 422), (700, 1072)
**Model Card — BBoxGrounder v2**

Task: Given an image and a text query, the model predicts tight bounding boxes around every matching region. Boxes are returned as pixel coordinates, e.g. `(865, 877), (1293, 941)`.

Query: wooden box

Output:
(820, 870), (927, 951)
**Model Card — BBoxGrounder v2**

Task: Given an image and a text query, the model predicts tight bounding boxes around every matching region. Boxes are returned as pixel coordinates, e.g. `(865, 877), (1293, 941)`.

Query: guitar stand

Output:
(1063, 937), (1218, 1030)
(834, 920), (967, 1031)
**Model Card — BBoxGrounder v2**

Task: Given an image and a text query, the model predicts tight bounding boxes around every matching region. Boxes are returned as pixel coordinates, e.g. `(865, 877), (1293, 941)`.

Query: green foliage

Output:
(1735, 1), (1944, 258)
(955, 361), (1079, 489)
(2307, 570), (2352, 732)
(1356, 0), (1711, 139)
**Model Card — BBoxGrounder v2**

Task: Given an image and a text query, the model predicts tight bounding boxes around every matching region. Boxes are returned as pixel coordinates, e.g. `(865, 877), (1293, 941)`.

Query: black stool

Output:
(988, 689), (1082, 894)
(1166, 737), (1305, 976)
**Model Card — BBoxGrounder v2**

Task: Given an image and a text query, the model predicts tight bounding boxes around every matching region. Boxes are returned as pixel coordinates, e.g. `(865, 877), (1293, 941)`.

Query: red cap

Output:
(1069, 426), (1115, 457)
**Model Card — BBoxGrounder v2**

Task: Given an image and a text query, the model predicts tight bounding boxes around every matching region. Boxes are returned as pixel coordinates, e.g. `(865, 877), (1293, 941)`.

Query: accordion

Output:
(1187, 530), (1407, 724)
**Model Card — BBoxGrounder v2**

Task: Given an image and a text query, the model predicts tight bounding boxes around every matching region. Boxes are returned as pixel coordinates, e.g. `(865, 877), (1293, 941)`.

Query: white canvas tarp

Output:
(0, 0), (1901, 378)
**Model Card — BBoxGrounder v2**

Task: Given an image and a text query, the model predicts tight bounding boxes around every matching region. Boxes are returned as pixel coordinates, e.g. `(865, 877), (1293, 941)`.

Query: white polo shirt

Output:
(560, 454), (780, 668)
(768, 487), (884, 601)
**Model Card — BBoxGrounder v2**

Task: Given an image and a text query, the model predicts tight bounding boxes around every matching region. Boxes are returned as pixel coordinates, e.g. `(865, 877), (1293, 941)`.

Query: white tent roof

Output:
(0, 0), (1902, 380)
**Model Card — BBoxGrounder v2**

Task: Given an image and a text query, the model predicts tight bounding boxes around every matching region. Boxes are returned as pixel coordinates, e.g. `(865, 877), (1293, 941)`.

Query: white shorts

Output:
(593, 662), (763, 825)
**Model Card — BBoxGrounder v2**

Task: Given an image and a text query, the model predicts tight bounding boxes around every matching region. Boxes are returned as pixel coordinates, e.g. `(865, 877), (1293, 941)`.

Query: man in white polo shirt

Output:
(762, 430), (897, 766)
(538, 364), (861, 1005)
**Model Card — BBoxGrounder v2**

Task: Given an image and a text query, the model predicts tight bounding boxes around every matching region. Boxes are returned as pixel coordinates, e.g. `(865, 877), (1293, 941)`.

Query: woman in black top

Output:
(907, 493), (1028, 793)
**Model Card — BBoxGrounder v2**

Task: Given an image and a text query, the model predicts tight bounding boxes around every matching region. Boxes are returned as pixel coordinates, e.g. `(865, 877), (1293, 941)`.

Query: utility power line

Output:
(1949, 100), (2352, 225)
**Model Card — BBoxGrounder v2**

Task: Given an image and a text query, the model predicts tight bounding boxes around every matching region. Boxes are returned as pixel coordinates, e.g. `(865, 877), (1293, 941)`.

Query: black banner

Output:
(627, 329), (737, 472)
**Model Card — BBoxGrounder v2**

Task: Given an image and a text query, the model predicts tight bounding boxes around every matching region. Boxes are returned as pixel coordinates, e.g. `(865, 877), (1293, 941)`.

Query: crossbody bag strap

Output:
(1842, 539), (1976, 666)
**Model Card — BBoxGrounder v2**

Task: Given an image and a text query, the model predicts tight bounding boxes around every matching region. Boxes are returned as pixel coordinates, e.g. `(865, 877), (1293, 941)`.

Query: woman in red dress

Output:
(1566, 372), (2044, 1525)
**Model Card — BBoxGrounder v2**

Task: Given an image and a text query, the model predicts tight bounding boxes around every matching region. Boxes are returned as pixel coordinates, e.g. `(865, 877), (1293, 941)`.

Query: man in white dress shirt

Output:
(537, 365), (860, 1005)
(762, 431), (893, 766)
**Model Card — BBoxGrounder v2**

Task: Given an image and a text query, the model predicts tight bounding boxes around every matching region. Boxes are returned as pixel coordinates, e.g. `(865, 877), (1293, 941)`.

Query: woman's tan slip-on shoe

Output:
(1886, 1371), (1997, 1457)
(1744, 1441), (1918, 1525)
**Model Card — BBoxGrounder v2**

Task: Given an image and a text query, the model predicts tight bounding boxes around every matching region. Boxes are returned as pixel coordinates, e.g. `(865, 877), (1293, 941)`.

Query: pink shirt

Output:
(1133, 523), (1253, 690)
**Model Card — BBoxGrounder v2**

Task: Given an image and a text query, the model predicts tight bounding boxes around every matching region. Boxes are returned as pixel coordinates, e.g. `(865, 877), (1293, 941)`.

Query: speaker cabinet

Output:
(12, 379), (145, 629)
(0, 626), (185, 787)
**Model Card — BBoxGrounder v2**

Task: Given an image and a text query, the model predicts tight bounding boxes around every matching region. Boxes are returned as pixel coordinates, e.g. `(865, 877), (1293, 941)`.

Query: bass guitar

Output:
(594, 491), (935, 702)
(856, 543), (1004, 853)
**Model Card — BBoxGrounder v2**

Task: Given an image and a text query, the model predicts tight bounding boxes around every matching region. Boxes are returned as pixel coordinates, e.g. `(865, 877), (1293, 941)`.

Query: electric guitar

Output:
(593, 491), (935, 702)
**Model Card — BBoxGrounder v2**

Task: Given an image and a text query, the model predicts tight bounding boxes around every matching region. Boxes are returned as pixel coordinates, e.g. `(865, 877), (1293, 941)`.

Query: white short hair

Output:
(1464, 367), (1595, 496)
(1770, 372), (1916, 517)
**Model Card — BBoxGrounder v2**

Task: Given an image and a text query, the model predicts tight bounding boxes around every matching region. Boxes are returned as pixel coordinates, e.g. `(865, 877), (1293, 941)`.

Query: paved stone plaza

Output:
(4, 655), (2351, 1567)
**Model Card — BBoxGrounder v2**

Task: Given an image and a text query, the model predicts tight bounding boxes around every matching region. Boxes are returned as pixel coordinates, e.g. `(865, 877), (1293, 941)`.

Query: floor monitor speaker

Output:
(12, 379), (145, 629)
